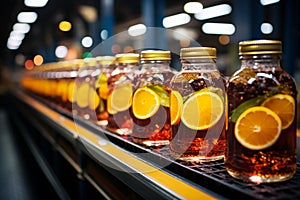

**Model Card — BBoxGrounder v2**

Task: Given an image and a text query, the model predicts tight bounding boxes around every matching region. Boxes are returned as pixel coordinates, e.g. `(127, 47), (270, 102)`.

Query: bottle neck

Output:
(181, 58), (217, 71)
(117, 63), (139, 72)
(140, 60), (171, 71)
(240, 54), (281, 70)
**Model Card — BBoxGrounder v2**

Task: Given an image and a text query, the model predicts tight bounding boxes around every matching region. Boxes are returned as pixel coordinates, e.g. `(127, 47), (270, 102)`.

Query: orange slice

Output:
(97, 73), (108, 100)
(67, 81), (76, 103)
(88, 89), (100, 110)
(261, 94), (295, 129)
(181, 91), (224, 130)
(132, 87), (160, 119)
(170, 90), (183, 125)
(235, 106), (281, 150)
(110, 83), (133, 112)
(107, 93), (117, 114)
(76, 82), (90, 108)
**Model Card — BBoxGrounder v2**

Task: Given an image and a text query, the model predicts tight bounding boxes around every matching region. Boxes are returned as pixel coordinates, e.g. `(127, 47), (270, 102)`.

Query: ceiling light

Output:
(261, 23), (273, 34)
(9, 32), (25, 41)
(17, 12), (38, 23)
(24, 0), (48, 7)
(59, 21), (72, 32)
(7, 38), (22, 47)
(55, 45), (68, 58)
(81, 36), (93, 48)
(128, 24), (147, 36)
(33, 55), (44, 66)
(184, 2), (203, 14)
(13, 23), (31, 33)
(195, 4), (232, 20)
(163, 13), (191, 28)
(7, 43), (19, 50)
(79, 5), (97, 22)
(202, 23), (235, 35)
(260, 0), (280, 6)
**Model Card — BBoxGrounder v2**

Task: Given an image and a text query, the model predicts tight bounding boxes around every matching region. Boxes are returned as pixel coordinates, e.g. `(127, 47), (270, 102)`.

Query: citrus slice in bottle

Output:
(235, 106), (282, 150)
(170, 90), (183, 125)
(181, 91), (224, 130)
(107, 94), (117, 114)
(76, 83), (90, 108)
(97, 73), (108, 100)
(110, 83), (133, 112)
(261, 94), (295, 129)
(132, 87), (160, 119)
(88, 89), (100, 110)
(67, 81), (76, 103)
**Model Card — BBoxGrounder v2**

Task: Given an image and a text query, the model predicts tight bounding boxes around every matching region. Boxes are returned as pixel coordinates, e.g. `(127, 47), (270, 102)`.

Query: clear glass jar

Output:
(94, 56), (116, 126)
(107, 53), (140, 135)
(170, 47), (226, 162)
(67, 59), (83, 113)
(75, 57), (97, 120)
(131, 50), (176, 147)
(225, 40), (297, 183)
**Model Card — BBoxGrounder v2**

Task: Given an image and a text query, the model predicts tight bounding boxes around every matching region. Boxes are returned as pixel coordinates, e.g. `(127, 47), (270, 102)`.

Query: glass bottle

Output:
(94, 56), (116, 126)
(66, 59), (83, 113)
(107, 53), (140, 135)
(169, 47), (226, 162)
(226, 40), (297, 183)
(131, 50), (176, 147)
(75, 57), (97, 120)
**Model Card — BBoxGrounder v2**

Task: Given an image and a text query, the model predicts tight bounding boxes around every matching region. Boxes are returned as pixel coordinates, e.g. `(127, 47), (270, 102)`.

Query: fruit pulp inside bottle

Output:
(170, 71), (226, 161)
(226, 68), (297, 182)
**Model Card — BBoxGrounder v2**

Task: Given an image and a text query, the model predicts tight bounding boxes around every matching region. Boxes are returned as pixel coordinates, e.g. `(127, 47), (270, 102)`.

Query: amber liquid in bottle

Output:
(225, 40), (297, 183)
(226, 67), (297, 182)
(170, 71), (226, 161)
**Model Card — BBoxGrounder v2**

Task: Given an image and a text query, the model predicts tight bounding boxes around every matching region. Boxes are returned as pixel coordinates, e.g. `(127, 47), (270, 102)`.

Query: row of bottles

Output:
(21, 40), (297, 184)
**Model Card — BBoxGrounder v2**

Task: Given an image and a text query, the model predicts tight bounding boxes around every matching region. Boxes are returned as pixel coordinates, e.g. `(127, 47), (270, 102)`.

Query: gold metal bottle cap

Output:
(180, 47), (216, 59)
(116, 53), (139, 64)
(239, 40), (282, 55)
(83, 57), (97, 66)
(96, 56), (116, 65)
(140, 50), (171, 61)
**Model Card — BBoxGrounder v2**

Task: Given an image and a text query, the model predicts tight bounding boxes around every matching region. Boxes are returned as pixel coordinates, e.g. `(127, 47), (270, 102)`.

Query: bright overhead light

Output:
(163, 13), (191, 28)
(81, 36), (93, 48)
(17, 12), (38, 23)
(8, 38), (22, 47)
(100, 29), (108, 40)
(260, 0), (280, 6)
(9, 34), (25, 41)
(261, 23), (273, 34)
(7, 43), (19, 50)
(202, 23), (235, 35)
(195, 4), (232, 20)
(13, 23), (31, 33)
(184, 2), (203, 14)
(55, 45), (68, 58)
(10, 31), (25, 38)
(24, 0), (48, 7)
(58, 21), (72, 32)
(128, 24), (147, 36)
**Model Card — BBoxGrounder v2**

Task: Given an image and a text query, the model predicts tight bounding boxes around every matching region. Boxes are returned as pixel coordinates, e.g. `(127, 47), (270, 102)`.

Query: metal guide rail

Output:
(13, 89), (300, 200)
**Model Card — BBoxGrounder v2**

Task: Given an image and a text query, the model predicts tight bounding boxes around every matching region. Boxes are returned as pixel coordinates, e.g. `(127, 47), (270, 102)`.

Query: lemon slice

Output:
(235, 106), (281, 150)
(170, 90), (183, 125)
(261, 94), (295, 129)
(132, 87), (160, 119)
(76, 82), (90, 108)
(97, 73), (108, 100)
(67, 81), (76, 103)
(181, 91), (224, 130)
(111, 83), (133, 112)
(89, 89), (100, 110)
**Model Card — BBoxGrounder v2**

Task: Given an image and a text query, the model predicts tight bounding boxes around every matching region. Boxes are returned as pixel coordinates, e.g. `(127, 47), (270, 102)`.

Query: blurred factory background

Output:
(0, 0), (299, 77)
